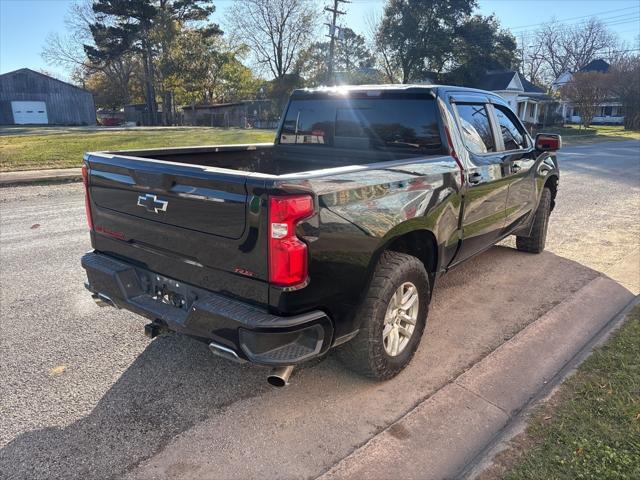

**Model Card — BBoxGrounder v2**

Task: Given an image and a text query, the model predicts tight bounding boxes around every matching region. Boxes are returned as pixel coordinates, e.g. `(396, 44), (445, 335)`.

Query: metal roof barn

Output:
(0, 68), (96, 126)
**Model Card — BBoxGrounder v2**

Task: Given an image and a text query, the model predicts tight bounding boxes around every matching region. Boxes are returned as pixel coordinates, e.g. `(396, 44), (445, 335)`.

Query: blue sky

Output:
(1, 0), (639, 80)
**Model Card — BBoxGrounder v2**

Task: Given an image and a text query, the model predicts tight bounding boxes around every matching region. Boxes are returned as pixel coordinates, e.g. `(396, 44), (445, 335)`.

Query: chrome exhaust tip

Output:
(267, 365), (295, 388)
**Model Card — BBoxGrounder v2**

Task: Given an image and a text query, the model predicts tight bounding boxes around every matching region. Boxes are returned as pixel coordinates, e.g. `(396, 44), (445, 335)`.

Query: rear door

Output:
(450, 99), (509, 263)
(489, 103), (537, 230)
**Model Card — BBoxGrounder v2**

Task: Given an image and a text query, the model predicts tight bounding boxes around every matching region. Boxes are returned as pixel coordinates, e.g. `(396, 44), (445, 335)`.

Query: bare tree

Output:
(519, 33), (545, 85)
(364, 9), (398, 83)
(610, 55), (640, 131)
(527, 18), (617, 85)
(226, 0), (318, 81)
(568, 19), (617, 71)
(41, 0), (135, 105)
(561, 71), (610, 128)
(42, 1), (94, 75)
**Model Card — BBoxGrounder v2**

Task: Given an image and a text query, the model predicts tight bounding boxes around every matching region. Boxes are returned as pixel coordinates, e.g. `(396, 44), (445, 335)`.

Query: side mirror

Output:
(535, 133), (562, 151)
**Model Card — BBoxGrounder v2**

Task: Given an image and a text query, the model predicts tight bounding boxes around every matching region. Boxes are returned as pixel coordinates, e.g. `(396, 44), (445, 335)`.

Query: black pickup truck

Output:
(81, 85), (560, 386)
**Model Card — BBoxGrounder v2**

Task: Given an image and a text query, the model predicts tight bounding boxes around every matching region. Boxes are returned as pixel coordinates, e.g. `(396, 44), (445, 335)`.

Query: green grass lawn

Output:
(0, 126), (276, 171)
(542, 125), (640, 145)
(479, 305), (640, 480)
(1, 124), (638, 172)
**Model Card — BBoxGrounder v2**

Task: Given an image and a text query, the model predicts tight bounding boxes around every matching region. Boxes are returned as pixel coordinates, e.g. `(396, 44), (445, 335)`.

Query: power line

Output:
(515, 15), (640, 39)
(514, 15), (640, 43)
(509, 5), (639, 31)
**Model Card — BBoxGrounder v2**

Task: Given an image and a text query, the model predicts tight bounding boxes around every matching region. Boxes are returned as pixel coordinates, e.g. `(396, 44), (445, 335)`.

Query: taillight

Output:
(268, 195), (314, 287)
(81, 163), (94, 230)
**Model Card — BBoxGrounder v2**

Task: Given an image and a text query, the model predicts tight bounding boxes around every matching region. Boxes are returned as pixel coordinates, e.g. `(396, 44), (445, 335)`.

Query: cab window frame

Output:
(489, 102), (532, 153)
(451, 100), (500, 159)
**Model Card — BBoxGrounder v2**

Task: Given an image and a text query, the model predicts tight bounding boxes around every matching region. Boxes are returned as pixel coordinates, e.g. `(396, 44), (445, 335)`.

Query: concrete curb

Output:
(461, 293), (640, 479)
(316, 276), (635, 480)
(0, 168), (82, 187)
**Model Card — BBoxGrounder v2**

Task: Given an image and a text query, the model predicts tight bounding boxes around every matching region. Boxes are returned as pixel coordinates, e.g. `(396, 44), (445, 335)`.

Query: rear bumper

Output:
(81, 252), (333, 366)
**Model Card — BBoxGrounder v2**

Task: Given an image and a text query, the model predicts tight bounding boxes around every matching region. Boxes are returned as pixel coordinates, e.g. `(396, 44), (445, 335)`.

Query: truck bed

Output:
(108, 143), (430, 177)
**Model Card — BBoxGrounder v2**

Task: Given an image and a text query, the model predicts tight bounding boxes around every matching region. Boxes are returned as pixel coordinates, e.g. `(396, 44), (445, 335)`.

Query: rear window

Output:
(280, 97), (442, 154)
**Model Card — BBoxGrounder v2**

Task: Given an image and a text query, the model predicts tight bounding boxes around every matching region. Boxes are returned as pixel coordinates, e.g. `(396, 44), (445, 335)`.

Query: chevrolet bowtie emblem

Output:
(137, 193), (168, 214)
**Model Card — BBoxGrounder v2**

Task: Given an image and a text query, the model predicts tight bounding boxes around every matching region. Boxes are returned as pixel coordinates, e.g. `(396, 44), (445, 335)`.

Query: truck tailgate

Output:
(85, 154), (269, 303)
(89, 157), (247, 239)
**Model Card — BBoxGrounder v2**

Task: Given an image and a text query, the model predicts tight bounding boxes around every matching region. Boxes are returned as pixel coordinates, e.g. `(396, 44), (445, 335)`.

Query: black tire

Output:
(516, 187), (552, 253)
(337, 251), (430, 380)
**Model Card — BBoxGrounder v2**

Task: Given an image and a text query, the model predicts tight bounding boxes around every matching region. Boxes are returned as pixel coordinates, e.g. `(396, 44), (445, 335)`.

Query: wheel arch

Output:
(368, 228), (440, 295)
(544, 174), (559, 211)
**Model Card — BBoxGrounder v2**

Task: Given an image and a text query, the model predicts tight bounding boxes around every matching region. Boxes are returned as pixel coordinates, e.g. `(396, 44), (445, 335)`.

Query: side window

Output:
(455, 103), (496, 155)
(494, 105), (527, 151)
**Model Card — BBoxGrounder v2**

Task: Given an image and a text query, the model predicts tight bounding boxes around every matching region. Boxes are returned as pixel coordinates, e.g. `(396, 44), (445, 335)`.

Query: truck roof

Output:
(290, 84), (495, 98)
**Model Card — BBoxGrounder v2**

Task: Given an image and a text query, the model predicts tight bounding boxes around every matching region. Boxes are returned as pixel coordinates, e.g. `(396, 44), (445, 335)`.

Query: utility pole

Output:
(325, 0), (349, 85)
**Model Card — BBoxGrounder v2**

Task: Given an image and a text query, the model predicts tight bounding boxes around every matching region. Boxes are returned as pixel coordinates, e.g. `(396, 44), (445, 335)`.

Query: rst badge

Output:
(137, 193), (168, 214)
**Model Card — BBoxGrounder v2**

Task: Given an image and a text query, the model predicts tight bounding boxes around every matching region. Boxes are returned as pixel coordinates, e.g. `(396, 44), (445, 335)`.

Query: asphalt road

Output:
(1, 140), (638, 480)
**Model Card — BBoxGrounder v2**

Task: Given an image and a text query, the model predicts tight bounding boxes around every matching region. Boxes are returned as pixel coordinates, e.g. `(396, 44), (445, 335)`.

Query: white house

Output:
(552, 59), (624, 125)
(471, 70), (552, 125)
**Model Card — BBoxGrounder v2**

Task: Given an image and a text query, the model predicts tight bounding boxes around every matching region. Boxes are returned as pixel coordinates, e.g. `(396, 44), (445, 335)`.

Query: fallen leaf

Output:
(31, 224), (40, 229)
(50, 365), (67, 376)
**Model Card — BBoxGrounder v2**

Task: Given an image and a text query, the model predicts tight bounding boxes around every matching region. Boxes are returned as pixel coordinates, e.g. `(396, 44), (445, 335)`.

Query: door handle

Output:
(511, 163), (522, 173)
(468, 172), (482, 184)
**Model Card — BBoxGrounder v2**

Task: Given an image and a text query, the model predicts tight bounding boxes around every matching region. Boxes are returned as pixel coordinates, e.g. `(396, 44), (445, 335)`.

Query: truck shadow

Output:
(0, 333), (269, 479)
(0, 246), (625, 480)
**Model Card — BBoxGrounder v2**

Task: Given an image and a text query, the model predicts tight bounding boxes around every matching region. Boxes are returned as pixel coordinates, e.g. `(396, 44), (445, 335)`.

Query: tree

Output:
(227, 0), (318, 85)
(85, 0), (219, 124)
(42, 1), (136, 106)
(297, 27), (376, 86)
(336, 28), (375, 73)
(519, 32), (545, 86)
(82, 68), (139, 108)
(267, 73), (305, 115)
(165, 32), (260, 106)
(561, 71), (610, 128)
(527, 18), (617, 86)
(443, 14), (518, 86)
(610, 56), (640, 131)
(375, 0), (476, 83)
(297, 42), (331, 85)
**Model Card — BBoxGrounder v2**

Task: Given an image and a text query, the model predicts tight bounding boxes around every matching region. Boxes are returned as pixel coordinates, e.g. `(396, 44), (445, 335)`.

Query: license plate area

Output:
(142, 273), (197, 310)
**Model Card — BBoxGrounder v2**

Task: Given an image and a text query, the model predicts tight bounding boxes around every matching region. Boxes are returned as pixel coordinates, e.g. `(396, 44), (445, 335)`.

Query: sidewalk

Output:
(318, 276), (635, 480)
(0, 167), (82, 186)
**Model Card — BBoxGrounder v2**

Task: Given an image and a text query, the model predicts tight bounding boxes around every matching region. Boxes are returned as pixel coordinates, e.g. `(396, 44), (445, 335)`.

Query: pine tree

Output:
(85, 0), (218, 125)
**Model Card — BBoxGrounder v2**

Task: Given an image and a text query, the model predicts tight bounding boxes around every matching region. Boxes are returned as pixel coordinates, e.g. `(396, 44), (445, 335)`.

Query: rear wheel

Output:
(516, 187), (552, 254)
(337, 251), (429, 379)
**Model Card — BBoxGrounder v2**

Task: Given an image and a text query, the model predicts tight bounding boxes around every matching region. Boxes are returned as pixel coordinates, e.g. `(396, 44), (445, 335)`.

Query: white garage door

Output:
(11, 101), (48, 124)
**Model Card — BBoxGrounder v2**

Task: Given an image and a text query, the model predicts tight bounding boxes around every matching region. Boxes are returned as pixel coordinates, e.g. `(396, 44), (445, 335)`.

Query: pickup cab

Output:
(81, 85), (560, 385)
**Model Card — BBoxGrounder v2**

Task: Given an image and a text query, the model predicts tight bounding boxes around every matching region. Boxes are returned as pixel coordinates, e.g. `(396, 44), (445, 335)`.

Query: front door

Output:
(490, 104), (536, 231)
